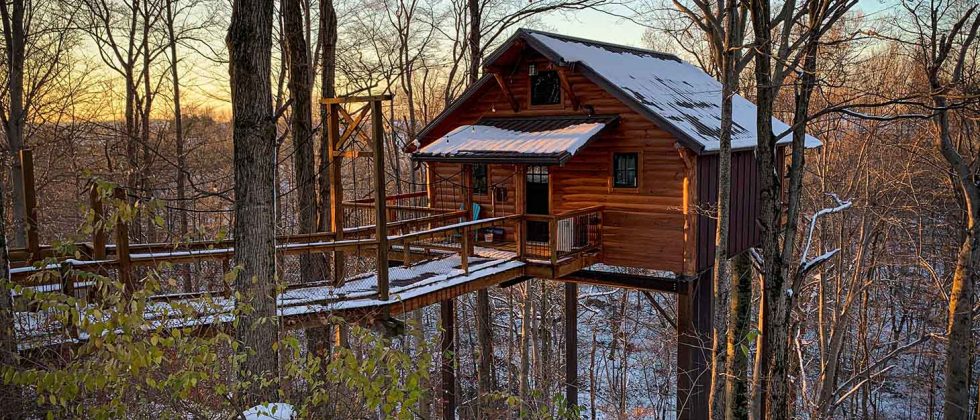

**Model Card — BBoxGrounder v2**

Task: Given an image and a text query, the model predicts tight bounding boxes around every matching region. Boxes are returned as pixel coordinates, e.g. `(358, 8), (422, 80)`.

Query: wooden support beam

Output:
(565, 282), (578, 407)
(440, 299), (456, 420)
(338, 105), (371, 146)
(677, 270), (711, 420)
(561, 269), (689, 294)
(20, 149), (39, 261)
(331, 150), (373, 158)
(112, 188), (134, 297)
(555, 67), (580, 110)
(491, 72), (520, 112)
(321, 94), (394, 104)
(327, 102), (346, 285)
(90, 184), (106, 260)
(371, 99), (389, 301)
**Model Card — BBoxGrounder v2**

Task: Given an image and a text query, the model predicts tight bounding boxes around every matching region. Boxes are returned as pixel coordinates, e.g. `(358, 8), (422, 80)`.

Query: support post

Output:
(549, 217), (558, 267)
(20, 149), (39, 260)
(565, 282), (579, 407)
(461, 164), (474, 244)
(370, 99), (389, 301)
(514, 165), (526, 259)
(327, 102), (346, 286)
(90, 184), (106, 260)
(677, 270), (712, 420)
(112, 188), (134, 297)
(460, 225), (469, 275)
(440, 299), (456, 420)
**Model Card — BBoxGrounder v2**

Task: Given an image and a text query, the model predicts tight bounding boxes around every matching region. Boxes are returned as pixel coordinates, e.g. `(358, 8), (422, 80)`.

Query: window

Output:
(613, 153), (638, 188)
(473, 164), (488, 195)
(526, 165), (549, 184)
(530, 70), (561, 106)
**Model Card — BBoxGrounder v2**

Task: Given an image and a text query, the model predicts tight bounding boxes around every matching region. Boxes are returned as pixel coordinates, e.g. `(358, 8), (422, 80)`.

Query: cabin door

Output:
(525, 166), (549, 243)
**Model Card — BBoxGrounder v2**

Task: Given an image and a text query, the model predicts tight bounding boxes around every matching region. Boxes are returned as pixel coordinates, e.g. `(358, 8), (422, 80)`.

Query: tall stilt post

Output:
(20, 149), (38, 261)
(440, 299), (456, 420)
(677, 270), (712, 420)
(565, 282), (579, 407)
(371, 99), (389, 301)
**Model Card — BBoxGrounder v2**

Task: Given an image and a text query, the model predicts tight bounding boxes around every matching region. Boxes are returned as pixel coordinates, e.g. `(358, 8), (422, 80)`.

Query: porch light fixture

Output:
(528, 64), (537, 76)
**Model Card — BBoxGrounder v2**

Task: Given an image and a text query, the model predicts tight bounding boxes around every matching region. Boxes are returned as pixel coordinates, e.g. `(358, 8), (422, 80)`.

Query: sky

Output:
(538, 0), (900, 48)
(165, 0), (905, 118)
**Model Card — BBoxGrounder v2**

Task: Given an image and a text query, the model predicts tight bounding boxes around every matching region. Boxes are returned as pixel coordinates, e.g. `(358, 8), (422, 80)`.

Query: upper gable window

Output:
(530, 70), (562, 106)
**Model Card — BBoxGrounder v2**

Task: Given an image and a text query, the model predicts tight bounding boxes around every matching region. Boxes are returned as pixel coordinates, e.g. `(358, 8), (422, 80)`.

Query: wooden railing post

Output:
(460, 225), (469, 275)
(113, 188), (134, 296)
(549, 217), (558, 267)
(20, 148), (40, 261)
(90, 183), (107, 260)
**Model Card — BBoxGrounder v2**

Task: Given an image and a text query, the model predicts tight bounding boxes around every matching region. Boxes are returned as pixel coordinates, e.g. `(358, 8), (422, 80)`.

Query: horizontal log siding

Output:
(420, 53), (688, 273)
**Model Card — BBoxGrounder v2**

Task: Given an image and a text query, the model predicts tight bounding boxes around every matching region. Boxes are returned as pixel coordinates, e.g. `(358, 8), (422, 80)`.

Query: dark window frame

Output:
(472, 164), (489, 195)
(612, 152), (639, 189)
(529, 70), (562, 107)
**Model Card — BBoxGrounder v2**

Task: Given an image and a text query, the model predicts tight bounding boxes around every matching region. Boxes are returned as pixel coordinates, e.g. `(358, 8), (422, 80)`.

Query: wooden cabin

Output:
(409, 28), (817, 279)
(408, 29), (819, 419)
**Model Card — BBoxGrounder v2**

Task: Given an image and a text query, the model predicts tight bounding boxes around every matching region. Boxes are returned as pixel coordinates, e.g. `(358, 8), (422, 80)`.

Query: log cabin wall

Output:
(419, 50), (690, 273)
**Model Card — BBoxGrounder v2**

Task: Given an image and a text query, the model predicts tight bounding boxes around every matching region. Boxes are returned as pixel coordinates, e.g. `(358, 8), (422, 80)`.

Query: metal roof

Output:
(413, 115), (618, 165)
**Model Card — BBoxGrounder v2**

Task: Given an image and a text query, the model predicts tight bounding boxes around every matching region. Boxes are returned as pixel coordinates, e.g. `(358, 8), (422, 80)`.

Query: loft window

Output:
(530, 70), (561, 106)
(613, 153), (638, 188)
(473, 164), (488, 195)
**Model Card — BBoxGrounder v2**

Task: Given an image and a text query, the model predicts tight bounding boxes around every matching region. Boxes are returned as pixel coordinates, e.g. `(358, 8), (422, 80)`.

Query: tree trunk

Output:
(465, 0), (494, 400)
(1, 0), (27, 247)
(0, 182), (22, 415)
(284, 0), (316, 288)
(708, 1), (741, 412)
(724, 252), (752, 419)
(164, 0), (191, 290)
(467, 0), (480, 84)
(747, 0), (791, 416)
(227, 0), (279, 405)
(311, 0), (338, 357)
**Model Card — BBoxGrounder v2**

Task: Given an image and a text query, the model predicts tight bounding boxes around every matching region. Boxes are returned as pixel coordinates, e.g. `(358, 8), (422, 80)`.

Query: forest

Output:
(0, 0), (979, 417)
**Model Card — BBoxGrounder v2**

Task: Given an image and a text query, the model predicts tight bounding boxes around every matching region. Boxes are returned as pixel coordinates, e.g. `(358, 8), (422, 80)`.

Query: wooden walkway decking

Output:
(13, 248), (527, 351)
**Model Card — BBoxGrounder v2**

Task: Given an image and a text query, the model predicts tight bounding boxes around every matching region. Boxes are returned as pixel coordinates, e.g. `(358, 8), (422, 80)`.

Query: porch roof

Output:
(412, 115), (618, 165)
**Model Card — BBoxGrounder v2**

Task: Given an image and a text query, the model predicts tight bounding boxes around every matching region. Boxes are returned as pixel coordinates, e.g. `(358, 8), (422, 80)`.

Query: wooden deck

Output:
(9, 205), (612, 351)
(13, 249), (527, 350)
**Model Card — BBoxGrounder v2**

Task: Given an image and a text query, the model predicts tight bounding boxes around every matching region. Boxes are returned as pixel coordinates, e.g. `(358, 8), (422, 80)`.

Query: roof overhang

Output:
(412, 115), (619, 165)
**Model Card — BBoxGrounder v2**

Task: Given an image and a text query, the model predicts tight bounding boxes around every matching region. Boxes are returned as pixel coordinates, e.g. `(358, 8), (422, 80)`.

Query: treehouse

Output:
(408, 28), (820, 418)
(5, 29), (820, 420)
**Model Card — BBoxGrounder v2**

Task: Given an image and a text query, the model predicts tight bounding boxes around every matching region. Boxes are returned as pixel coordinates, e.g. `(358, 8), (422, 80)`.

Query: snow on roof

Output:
(510, 29), (821, 153)
(415, 121), (606, 164)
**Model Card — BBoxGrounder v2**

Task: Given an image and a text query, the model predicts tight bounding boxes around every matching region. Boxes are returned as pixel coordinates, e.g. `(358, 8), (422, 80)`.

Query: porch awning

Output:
(412, 115), (618, 165)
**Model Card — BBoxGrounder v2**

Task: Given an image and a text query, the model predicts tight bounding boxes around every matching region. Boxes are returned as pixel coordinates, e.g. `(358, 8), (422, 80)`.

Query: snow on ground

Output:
(242, 403), (294, 420)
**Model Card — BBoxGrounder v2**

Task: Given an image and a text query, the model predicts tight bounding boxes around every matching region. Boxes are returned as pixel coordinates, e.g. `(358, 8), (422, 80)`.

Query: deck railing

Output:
(518, 206), (603, 263)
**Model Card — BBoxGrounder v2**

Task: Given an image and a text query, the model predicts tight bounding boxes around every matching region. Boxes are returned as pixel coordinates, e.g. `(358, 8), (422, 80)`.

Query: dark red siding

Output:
(696, 150), (770, 272)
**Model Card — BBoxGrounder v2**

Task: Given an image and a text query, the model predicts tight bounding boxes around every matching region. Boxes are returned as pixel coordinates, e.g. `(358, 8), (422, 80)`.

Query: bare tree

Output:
(897, 2), (980, 417)
(227, 0), (279, 405)
(745, 0), (855, 416)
